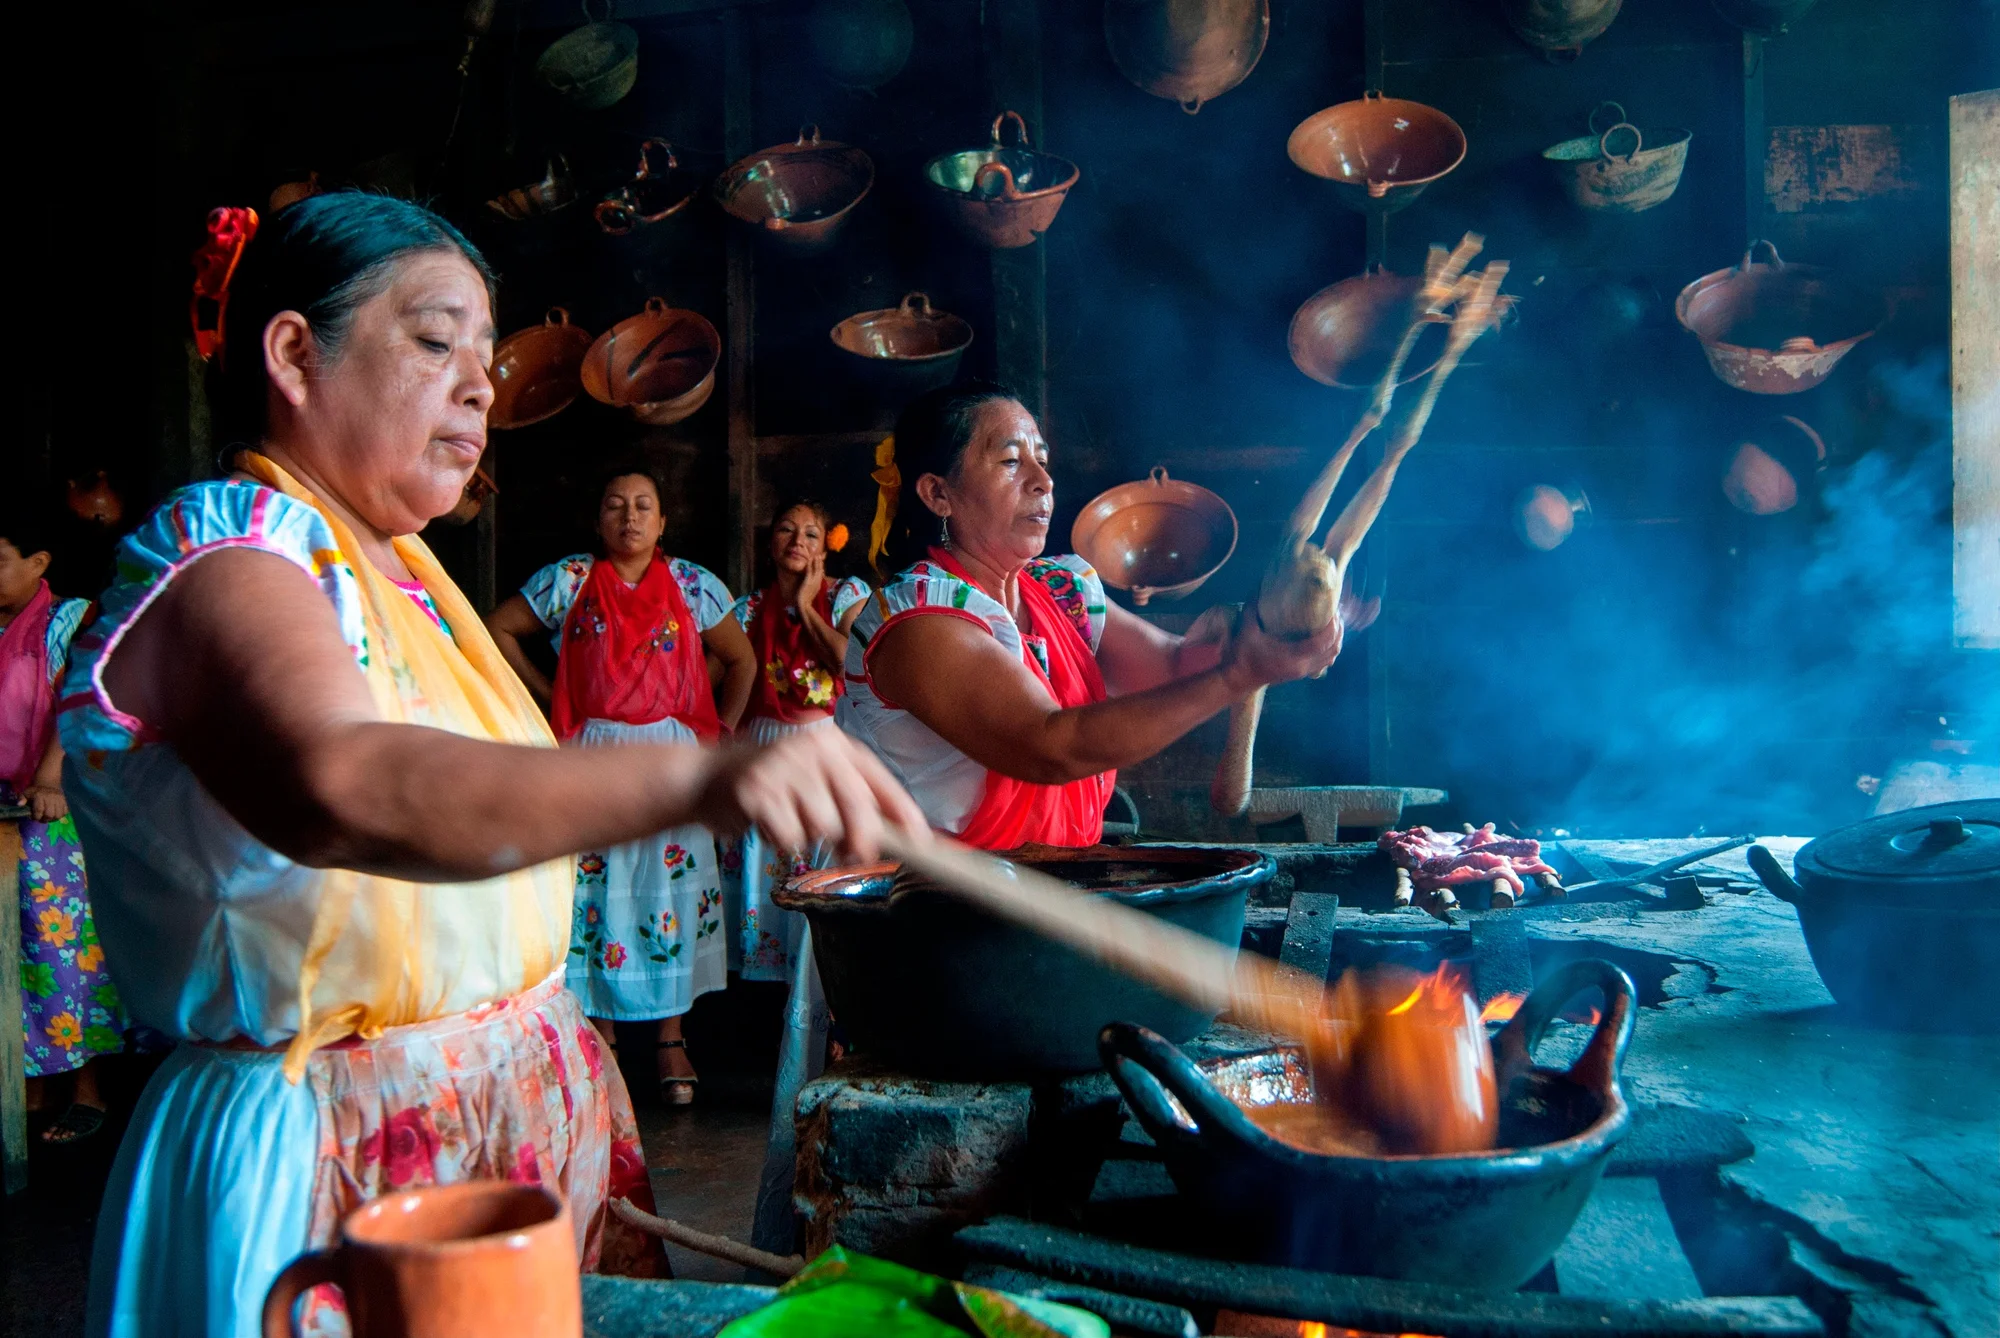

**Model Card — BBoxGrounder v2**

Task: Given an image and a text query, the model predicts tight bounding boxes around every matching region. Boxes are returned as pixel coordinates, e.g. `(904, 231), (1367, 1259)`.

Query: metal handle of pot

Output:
(973, 162), (1023, 201)
(1598, 123), (1644, 163)
(1099, 1022), (1259, 1151)
(1745, 844), (1803, 904)
(992, 109), (1032, 148)
(1491, 959), (1637, 1099)
(1587, 100), (1628, 137)
(594, 194), (638, 234)
(900, 292), (933, 317)
(636, 138), (678, 177)
(1741, 239), (1785, 272)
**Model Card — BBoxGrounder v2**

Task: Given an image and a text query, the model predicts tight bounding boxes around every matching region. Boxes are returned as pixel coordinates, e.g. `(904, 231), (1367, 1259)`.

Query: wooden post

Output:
(1741, 34), (1766, 247)
(2, 818), (28, 1195)
(723, 7), (759, 595)
(982, 0), (1046, 418)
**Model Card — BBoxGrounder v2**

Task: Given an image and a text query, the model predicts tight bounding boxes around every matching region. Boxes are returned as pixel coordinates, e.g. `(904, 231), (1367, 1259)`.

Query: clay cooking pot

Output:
(1102, 0), (1270, 114)
(925, 111), (1080, 249)
(1288, 92), (1466, 214)
(1289, 265), (1449, 390)
(1675, 240), (1885, 395)
(262, 1182), (579, 1338)
(582, 297), (722, 426)
(490, 308), (594, 430)
(1071, 466), (1238, 605)
(830, 292), (974, 394)
(1497, 0), (1623, 59)
(715, 127), (874, 253)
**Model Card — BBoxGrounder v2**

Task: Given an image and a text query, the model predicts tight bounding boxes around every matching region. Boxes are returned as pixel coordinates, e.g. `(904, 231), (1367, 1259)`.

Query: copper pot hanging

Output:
(830, 292), (974, 395)
(1287, 93), (1466, 214)
(924, 111), (1080, 249)
(1675, 241), (1886, 395)
(491, 308), (594, 430)
(581, 298), (721, 426)
(1289, 265), (1449, 390)
(1102, 0), (1270, 115)
(1071, 466), (1238, 605)
(714, 127), (874, 253)
(1497, 0), (1623, 59)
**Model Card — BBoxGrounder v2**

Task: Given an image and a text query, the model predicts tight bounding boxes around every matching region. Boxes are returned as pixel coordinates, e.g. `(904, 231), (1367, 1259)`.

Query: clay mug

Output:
(262, 1182), (580, 1338)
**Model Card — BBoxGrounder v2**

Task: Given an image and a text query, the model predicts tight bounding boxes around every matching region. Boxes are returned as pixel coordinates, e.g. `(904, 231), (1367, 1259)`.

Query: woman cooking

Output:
(842, 381), (1351, 849)
(486, 469), (758, 1104)
(62, 192), (922, 1338)
(725, 498), (870, 981)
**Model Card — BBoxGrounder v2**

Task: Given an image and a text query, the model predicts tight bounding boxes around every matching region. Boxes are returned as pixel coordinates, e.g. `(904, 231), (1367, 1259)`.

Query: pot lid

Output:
(1802, 799), (2000, 882)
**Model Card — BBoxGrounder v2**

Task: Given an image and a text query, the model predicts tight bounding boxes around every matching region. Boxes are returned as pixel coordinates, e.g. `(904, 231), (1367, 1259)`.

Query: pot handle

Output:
(262, 1248), (344, 1338)
(636, 138), (679, 178)
(1180, 95), (1204, 115)
(1099, 1022), (1262, 1152)
(1587, 100), (1628, 137)
(991, 110), (1032, 148)
(644, 296), (670, 316)
(595, 194), (638, 234)
(796, 124), (823, 147)
(1745, 844), (1803, 904)
(900, 292), (934, 317)
(1741, 239), (1784, 272)
(1491, 959), (1636, 1099)
(546, 306), (573, 326)
(1362, 88), (1384, 100)
(973, 162), (1023, 201)
(1598, 123), (1644, 163)
(1148, 465), (1170, 486)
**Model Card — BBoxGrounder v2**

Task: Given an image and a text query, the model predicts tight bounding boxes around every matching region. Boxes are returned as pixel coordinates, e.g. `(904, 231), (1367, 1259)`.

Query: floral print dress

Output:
(11, 596), (126, 1078)
(523, 554), (734, 1020)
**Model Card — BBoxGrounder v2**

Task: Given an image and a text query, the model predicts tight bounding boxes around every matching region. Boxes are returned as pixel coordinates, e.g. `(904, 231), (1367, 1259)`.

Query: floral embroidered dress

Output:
(837, 552), (1112, 848)
(522, 552), (734, 1020)
(60, 462), (664, 1338)
(720, 576), (869, 981)
(5, 591), (127, 1077)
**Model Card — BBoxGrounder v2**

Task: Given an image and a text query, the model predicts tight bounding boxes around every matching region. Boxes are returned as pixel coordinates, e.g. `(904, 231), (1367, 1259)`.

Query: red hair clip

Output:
(190, 206), (260, 362)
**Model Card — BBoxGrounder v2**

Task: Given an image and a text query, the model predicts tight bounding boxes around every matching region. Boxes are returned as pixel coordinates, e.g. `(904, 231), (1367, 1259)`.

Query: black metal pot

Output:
(1747, 798), (2000, 1029)
(1102, 959), (1637, 1290)
(775, 844), (1271, 1077)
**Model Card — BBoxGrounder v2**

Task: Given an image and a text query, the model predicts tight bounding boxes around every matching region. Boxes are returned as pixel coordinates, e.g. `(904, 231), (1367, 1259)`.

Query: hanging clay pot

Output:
(808, 0), (914, 91)
(1103, 0), (1270, 114)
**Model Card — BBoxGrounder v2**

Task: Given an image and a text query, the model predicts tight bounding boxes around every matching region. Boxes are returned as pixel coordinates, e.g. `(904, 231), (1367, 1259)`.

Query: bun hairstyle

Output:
(213, 192), (497, 454)
(877, 380), (1020, 577)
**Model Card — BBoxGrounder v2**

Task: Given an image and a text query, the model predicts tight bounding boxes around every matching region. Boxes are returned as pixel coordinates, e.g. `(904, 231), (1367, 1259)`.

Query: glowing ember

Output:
(1479, 991), (1527, 1023)
(1213, 1311), (1444, 1338)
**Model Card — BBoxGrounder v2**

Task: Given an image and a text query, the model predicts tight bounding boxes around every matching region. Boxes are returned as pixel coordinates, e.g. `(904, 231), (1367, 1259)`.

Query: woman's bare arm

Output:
(1093, 601), (1233, 696)
(867, 609), (1342, 785)
(485, 593), (554, 705)
(100, 548), (923, 877)
(700, 614), (757, 732)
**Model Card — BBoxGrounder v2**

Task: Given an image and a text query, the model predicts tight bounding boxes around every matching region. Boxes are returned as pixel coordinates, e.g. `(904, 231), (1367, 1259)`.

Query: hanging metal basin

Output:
(925, 111), (1081, 249)
(534, 10), (638, 111)
(1287, 93), (1466, 214)
(581, 297), (722, 426)
(1289, 265), (1449, 390)
(490, 308), (594, 430)
(714, 127), (874, 253)
(1072, 466), (1239, 605)
(830, 292), (974, 395)
(1675, 240), (1886, 395)
(1103, 0), (1270, 114)
(1498, 0), (1623, 59)
(1101, 958), (1638, 1288)
(1542, 101), (1690, 213)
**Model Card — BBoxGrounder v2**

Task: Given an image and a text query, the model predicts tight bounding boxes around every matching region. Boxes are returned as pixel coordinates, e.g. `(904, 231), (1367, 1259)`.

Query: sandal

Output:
(657, 1039), (698, 1107)
(41, 1102), (107, 1145)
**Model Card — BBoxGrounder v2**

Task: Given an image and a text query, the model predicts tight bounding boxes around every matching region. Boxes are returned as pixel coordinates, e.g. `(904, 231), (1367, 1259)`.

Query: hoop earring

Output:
(939, 515), (952, 548)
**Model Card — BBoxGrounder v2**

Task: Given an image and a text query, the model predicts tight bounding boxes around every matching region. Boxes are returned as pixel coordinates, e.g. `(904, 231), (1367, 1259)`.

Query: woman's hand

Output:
(798, 554), (826, 611)
(23, 783), (67, 824)
(1221, 608), (1346, 694)
(691, 726), (927, 863)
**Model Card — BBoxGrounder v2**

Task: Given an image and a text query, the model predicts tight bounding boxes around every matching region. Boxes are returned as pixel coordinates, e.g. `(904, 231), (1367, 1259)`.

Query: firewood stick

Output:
(609, 1198), (805, 1278)
(1535, 871), (1565, 898)
(1490, 880), (1516, 910)
(1394, 866), (1414, 907)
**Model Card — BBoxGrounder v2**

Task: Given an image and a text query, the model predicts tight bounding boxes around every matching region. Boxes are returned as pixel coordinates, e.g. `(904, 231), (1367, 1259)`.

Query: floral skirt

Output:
(722, 715), (829, 983)
(566, 717), (727, 1021)
(6, 783), (126, 1077)
(87, 974), (666, 1338)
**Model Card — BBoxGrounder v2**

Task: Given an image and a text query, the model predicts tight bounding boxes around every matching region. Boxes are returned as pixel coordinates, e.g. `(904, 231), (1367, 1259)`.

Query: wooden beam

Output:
(1741, 34), (1767, 245)
(723, 8), (758, 594)
(982, 0), (1047, 419)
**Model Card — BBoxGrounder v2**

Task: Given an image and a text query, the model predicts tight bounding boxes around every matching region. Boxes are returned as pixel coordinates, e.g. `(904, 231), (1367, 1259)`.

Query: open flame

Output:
(1213, 1312), (1444, 1338)
(1478, 991), (1526, 1023)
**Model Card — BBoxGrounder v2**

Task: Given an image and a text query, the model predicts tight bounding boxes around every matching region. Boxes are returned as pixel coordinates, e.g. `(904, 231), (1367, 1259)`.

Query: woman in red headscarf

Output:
(488, 466), (758, 1103)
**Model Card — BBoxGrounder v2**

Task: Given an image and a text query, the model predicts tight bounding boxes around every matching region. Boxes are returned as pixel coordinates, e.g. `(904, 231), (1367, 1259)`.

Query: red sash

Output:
(926, 549), (1114, 850)
(0, 580), (54, 790)
(746, 583), (844, 725)
(549, 556), (720, 743)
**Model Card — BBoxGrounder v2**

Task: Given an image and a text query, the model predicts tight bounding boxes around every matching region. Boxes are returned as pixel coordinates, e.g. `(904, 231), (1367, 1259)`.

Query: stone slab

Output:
(1553, 1177), (1705, 1301)
(581, 1277), (772, 1338)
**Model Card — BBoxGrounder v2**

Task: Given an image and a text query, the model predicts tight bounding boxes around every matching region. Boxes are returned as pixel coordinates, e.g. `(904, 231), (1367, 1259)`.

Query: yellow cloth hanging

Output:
(234, 453), (573, 1081)
(867, 434), (899, 578)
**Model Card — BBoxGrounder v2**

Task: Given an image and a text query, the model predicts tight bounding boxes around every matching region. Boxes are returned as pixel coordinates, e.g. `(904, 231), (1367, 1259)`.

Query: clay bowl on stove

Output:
(829, 291), (974, 395)
(581, 297), (722, 426)
(776, 844), (1273, 1077)
(714, 127), (874, 253)
(1071, 466), (1237, 605)
(1289, 265), (1448, 390)
(490, 308), (594, 430)
(1102, 958), (1637, 1290)
(1287, 93), (1466, 214)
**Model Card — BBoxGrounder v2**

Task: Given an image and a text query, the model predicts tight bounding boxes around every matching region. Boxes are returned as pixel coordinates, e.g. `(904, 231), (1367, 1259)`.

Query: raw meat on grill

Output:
(1380, 823), (1557, 898)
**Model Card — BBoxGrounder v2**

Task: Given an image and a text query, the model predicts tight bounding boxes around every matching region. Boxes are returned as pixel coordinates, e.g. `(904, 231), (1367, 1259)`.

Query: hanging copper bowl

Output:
(1287, 93), (1466, 214)
(1103, 0), (1270, 114)
(830, 292), (974, 394)
(714, 126), (874, 253)
(1497, 0), (1623, 59)
(594, 140), (703, 234)
(1675, 241), (1886, 395)
(1072, 467), (1238, 606)
(581, 298), (722, 426)
(488, 157), (577, 222)
(491, 308), (594, 430)
(1289, 265), (1449, 390)
(1542, 101), (1690, 213)
(925, 111), (1081, 249)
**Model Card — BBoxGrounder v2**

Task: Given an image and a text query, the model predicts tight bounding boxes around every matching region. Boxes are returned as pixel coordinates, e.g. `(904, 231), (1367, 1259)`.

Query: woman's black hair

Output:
(213, 191), (498, 451)
(879, 379), (1021, 576)
(770, 496), (833, 532)
(0, 499), (59, 563)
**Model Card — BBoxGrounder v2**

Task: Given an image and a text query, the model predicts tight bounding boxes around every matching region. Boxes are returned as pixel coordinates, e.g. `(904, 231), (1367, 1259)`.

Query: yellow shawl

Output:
(238, 454), (571, 1080)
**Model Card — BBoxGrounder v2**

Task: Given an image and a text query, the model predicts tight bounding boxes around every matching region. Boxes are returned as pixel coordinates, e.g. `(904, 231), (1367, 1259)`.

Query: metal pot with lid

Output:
(1749, 798), (2000, 1028)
